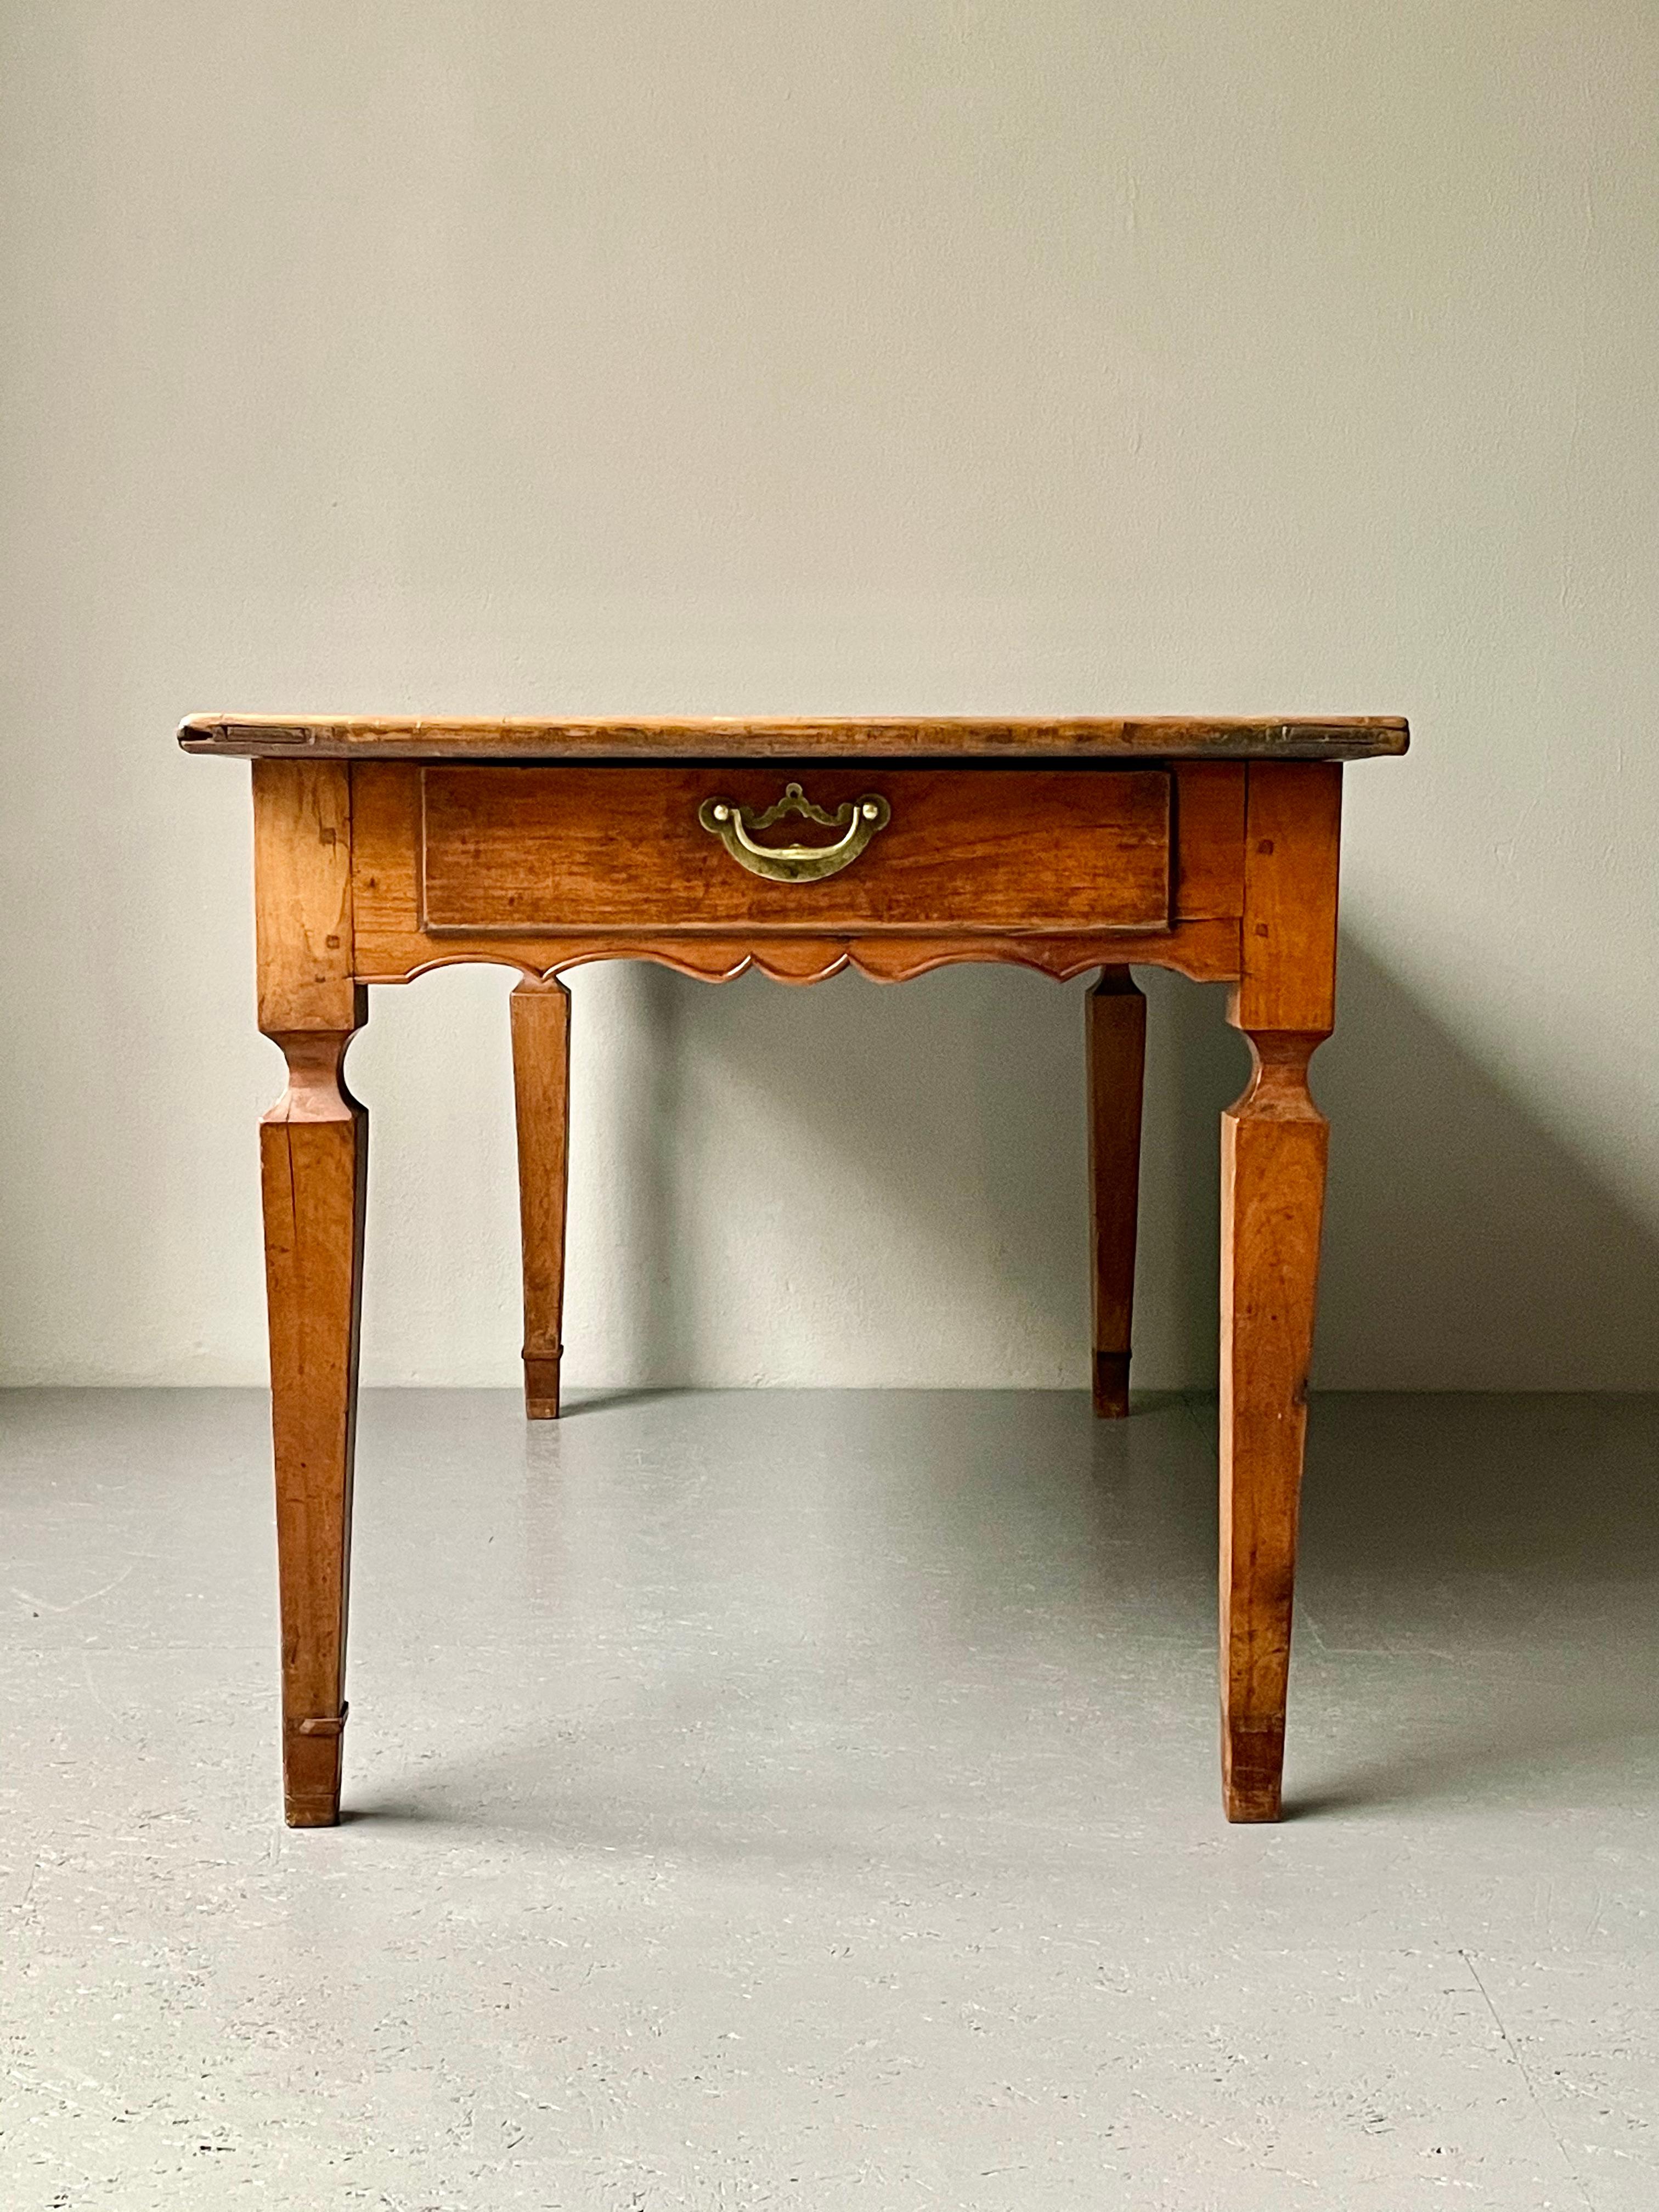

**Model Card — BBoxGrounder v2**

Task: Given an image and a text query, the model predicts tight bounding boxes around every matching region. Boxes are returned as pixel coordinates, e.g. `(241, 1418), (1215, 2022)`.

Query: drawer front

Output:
(419, 766), (1172, 935)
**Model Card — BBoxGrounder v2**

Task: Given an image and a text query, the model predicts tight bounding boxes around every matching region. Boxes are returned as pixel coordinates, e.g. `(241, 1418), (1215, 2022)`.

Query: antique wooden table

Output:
(180, 713), (1408, 1827)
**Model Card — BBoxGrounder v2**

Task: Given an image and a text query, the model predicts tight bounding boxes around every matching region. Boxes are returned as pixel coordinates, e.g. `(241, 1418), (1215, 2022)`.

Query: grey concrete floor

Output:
(2, 1390), (1657, 2211)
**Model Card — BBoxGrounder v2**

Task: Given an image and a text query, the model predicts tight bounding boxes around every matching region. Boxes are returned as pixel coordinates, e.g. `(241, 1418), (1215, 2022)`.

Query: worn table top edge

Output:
(177, 713), (1410, 761)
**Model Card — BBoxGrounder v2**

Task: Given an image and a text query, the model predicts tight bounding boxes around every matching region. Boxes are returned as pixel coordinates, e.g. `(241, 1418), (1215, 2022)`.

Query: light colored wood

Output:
(1087, 968), (1147, 1418)
(420, 766), (1173, 936)
(351, 762), (1242, 988)
(252, 758), (356, 1033)
(185, 714), (1410, 761)
(363, 924), (1239, 989)
(252, 758), (367, 1829)
(511, 979), (572, 1420)
(1238, 761), (1342, 1033)
(260, 1023), (366, 1828)
(1218, 761), (1341, 1823)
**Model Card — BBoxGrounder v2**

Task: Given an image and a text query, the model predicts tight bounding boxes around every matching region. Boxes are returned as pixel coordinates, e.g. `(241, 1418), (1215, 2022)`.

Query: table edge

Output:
(177, 715), (1410, 761)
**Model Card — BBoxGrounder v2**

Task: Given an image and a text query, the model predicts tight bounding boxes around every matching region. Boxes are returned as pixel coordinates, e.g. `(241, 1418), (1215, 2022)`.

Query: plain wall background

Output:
(2, 1), (1656, 1392)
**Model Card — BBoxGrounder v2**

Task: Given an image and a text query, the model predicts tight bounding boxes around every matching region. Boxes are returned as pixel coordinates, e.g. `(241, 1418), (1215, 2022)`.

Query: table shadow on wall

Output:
(593, 935), (1659, 1392)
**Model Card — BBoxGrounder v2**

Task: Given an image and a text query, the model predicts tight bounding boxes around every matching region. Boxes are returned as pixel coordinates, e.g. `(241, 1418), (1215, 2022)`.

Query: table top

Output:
(178, 714), (1409, 763)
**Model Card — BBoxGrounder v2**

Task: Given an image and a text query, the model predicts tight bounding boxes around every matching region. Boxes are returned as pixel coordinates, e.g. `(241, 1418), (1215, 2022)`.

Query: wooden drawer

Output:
(417, 766), (1172, 936)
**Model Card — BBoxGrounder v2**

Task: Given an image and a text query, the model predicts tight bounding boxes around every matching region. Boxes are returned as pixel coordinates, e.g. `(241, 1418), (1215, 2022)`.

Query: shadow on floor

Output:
(339, 1389), (1659, 1838)
(1293, 1391), (1659, 1813)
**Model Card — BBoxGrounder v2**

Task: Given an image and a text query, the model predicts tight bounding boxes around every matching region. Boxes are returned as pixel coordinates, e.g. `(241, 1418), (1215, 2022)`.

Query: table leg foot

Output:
(284, 1708), (349, 1826)
(1091, 1351), (1131, 1420)
(1222, 1723), (1287, 1824)
(523, 1352), (563, 1421)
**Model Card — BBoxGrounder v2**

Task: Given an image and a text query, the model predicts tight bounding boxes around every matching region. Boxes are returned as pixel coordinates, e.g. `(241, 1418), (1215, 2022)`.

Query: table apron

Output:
(347, 761), (1247, 984)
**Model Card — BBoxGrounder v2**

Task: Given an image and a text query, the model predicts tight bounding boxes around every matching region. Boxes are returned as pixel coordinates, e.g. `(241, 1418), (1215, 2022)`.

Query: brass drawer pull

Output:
(697, 782), (890, 883)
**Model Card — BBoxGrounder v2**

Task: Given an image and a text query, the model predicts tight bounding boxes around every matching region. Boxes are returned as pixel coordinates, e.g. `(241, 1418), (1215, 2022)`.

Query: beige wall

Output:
(2, 2), (1656, 1390)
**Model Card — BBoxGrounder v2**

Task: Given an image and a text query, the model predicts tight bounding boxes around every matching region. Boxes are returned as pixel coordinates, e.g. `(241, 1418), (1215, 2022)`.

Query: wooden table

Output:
(181, 713), (1408, 1827)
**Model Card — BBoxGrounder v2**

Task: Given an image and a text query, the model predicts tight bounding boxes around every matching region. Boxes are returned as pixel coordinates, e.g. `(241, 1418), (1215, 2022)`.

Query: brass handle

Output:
(697, 782), (890, 883)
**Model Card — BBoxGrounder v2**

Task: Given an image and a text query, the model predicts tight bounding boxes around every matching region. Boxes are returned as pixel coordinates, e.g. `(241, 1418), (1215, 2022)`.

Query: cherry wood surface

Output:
(421, 765), (1173, 936)
(252, 761), (366, 1827)
(212, 723), (1402, 1827)
(352, 760), (1243, 985)
(1219, 761), (1341, 1821)
(180, 713), (1408, 761)
(511, 979), (572, 1421)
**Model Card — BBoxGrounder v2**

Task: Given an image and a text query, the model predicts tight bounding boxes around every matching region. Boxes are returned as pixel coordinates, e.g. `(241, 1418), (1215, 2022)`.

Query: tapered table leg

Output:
(1220, 1032), (1328, 1820)
(261, 1025), (367, 1827)
(1218, 761), (1341, 1822)
(252, 757), (366, 1828)
(511, 977), (572, 1419)
(1087, 966), (1146, 1417)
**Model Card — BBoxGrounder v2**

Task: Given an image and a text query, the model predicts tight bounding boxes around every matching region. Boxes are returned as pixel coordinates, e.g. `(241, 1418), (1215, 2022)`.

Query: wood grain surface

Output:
(347, 761), (1242, 983)
(419, 765), (1173, 937)
(1218, 761), (1340, 1823)
(511, 979), (572, 1422)
(252, 759), (357, 1034)
(224, 735), (1393, 1826)
(181, 713), (1409, 761)
(252, 760), (368, 1827)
